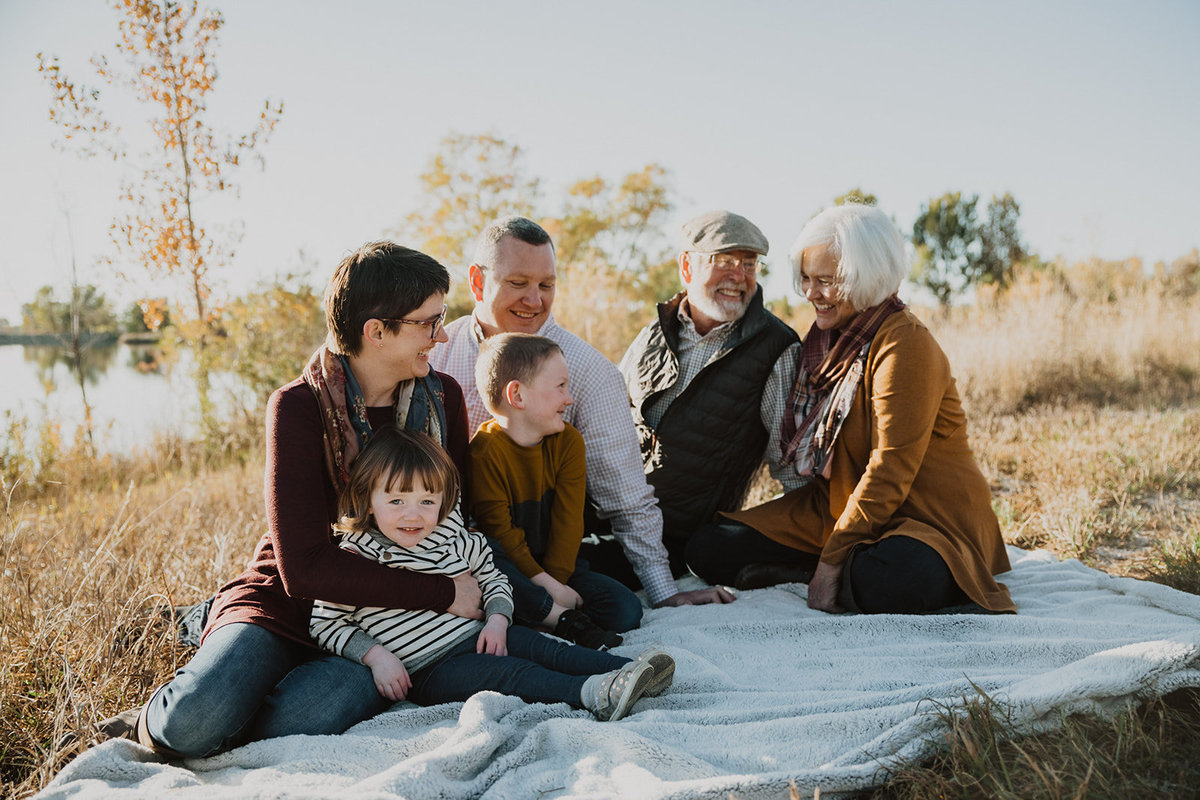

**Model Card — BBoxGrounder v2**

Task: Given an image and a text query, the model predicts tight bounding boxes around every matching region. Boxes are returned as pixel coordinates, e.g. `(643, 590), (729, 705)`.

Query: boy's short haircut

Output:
(475, 333), (564, 415)
(336, 427), (461, 533)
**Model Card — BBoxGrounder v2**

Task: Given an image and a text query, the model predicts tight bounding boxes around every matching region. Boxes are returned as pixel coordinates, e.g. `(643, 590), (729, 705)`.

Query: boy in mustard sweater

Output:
(469, 334), (644, 649)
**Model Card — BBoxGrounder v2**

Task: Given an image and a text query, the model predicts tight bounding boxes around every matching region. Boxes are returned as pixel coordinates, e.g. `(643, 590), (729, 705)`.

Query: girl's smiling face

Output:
(369, 474), (444, 548)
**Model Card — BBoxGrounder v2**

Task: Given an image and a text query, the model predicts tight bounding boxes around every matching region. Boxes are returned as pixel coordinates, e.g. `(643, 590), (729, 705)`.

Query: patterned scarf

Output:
(302, 345), (447, 493)
(779, 295), (906, 478)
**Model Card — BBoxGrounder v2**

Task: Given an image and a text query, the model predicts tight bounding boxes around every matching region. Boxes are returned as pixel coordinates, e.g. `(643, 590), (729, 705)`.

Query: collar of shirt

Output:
(677, 296), (735, 346)
(469, 310), (558, 344)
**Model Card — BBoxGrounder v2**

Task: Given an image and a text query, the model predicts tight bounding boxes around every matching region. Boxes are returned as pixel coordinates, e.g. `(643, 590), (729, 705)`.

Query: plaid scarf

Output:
(779, 295), (906, 477)
(302, 345), (446, 493)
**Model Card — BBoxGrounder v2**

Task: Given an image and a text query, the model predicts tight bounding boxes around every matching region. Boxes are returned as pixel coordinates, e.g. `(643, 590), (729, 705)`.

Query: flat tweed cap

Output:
(680, 210), (769, 256)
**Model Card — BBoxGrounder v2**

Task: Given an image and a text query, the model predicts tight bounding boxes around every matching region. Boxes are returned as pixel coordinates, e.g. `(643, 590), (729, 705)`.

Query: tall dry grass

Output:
(2, 436), (265, 795)
(934, 265), (1200, 414)
(3, 263), (1199, 798)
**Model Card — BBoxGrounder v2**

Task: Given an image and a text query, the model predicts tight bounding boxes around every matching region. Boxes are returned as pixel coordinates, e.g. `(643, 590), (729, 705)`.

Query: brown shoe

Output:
(97, 696), (186, 759)
(733, 563), (815, 590)
(96, 706), (143, 741)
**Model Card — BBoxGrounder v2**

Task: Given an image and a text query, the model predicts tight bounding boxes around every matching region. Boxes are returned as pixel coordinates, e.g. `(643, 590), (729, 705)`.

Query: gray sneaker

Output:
(632, 648), (675, 697)
(589, 660), (655, 721)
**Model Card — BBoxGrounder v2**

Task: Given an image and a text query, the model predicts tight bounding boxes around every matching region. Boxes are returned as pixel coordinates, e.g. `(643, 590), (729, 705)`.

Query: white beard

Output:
(688, 282), (750, 324)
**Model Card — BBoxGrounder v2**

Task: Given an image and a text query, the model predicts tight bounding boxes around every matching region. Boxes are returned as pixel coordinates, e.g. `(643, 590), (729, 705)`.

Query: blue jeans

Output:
(410, 625), (629, 707)
(144, 622), (389, 757)
(486, 539), (644, 632)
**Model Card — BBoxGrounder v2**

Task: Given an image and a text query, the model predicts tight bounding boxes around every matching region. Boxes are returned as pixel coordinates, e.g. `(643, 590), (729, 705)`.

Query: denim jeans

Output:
(144, 622), (389, 757)
(409, 625), (629, 708)
(486, 538), (644, 632)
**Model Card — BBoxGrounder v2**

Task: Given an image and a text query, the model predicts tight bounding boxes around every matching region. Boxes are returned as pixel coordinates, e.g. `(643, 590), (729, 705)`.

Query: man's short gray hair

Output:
(472, 215), (554, 267)
(788, 204), (906, 310)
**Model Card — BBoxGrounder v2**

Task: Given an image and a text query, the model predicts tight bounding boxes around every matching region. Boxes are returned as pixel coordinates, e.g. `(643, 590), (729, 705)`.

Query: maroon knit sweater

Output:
(204, 370), (470, 648)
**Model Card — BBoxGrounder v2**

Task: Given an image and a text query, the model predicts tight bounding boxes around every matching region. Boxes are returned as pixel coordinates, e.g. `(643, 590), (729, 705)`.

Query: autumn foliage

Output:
(37, 0), (283, 329)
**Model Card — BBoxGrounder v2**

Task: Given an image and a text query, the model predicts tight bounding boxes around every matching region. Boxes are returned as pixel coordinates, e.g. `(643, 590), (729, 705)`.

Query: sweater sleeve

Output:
(467, 430), (545, 578)
(463, 529), (515, 622)
(267, 383), (455, 610)
(820, 322), (948, 563)
(542, 426), (586, 583)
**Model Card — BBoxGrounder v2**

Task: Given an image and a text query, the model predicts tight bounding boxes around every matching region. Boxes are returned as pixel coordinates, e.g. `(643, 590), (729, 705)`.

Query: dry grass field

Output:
(3, 259), (1199, 798)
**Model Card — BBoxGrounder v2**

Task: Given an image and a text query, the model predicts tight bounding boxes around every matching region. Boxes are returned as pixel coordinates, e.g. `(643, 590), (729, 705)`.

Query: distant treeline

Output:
(0, 331), (160, 346)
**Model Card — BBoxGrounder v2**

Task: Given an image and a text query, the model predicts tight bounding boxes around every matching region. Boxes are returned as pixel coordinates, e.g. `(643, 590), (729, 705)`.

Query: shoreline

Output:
(0, 331), (161, 346)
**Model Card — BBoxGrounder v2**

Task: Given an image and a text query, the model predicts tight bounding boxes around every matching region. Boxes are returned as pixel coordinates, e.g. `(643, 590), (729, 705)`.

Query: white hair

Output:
(788, 204), (906, 310)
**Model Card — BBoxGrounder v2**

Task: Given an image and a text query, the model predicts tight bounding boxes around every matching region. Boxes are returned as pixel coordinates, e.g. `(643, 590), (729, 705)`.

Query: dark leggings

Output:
(686, 517), (972, 614)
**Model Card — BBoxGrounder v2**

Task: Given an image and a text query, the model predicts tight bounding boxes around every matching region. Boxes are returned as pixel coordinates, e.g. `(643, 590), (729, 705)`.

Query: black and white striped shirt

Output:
(310, 507), (515, 673)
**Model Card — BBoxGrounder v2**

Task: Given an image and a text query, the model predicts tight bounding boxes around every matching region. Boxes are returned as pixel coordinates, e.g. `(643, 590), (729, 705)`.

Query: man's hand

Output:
(476, 614), (509, 656)
(362, 644), (411, 701)
(654, 587), (736, 608)
(446, 572), (484, 620)
(806, 560), (845, 613)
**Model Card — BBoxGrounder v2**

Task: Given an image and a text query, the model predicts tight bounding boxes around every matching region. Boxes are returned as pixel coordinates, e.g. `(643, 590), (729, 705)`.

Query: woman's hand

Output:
(362, 644), (411, 701)
(447, 572), (484, 620)
(532, 572), (582, 611)
(807, 560), (845, 613)
(476, 614), (509, 656)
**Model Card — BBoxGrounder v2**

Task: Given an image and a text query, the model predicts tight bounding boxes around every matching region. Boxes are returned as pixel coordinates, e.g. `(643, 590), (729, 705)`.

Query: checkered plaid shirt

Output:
(430, 312), (678, 604)
(635, 299), (736, 429)
(761, 341), (806, 492)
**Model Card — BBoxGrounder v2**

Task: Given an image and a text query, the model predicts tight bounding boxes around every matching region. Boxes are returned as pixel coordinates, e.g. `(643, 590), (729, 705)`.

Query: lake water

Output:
(0, 342), (254, 455)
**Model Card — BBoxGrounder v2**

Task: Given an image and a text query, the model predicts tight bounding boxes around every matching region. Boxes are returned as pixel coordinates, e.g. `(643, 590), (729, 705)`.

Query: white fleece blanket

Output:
(41, 546), (1200, 800)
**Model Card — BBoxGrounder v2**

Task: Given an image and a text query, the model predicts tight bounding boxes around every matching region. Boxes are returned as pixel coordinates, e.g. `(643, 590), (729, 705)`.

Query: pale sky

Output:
(1, 0), (1198, 323)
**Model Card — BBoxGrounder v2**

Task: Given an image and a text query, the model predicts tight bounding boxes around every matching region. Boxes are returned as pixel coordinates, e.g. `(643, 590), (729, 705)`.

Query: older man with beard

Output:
(609, 211), (798, 587)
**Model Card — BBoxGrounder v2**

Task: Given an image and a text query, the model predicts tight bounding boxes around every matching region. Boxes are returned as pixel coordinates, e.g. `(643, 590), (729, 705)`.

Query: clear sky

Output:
(1, 0), (1198, 322)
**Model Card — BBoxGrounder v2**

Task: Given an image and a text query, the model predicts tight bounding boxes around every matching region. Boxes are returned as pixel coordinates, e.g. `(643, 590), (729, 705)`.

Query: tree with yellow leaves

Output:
(38, 0), (282, 432)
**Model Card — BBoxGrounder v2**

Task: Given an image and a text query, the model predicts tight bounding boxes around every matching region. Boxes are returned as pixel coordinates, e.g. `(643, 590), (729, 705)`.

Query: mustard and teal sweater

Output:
(467, 420), (586, 582)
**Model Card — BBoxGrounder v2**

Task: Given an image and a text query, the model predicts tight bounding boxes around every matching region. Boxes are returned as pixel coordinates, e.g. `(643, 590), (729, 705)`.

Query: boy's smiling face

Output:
(516, 352), (573, 439)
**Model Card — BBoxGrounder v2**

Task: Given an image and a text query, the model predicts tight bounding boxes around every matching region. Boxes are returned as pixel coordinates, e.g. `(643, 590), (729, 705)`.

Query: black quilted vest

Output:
(623, 287), (798, 541)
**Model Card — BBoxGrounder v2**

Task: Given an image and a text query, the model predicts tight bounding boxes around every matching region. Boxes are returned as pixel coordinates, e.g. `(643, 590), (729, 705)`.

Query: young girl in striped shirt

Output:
(310, 426), (673, 721)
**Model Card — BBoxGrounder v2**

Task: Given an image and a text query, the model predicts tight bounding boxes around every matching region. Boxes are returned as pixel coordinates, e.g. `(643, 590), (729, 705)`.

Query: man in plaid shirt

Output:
(429, 215), (734, 609)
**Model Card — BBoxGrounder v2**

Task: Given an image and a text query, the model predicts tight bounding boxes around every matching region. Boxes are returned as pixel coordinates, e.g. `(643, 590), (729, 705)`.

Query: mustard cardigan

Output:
(725, 309), (1015, 613)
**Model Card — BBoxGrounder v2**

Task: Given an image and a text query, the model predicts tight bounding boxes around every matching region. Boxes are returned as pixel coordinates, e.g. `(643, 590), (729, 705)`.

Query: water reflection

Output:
(22, 343), (128, 391)
(2, 342), (249, 454)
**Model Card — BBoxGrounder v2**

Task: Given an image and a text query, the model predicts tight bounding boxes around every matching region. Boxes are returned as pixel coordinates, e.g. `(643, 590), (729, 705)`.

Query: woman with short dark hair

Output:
(116, 242), (479, 757)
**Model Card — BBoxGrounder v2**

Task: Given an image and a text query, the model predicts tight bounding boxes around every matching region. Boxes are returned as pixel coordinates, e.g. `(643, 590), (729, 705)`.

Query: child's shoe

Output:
(554, 609), (622, 650)
(588, 660), (655, 721)
(632, 647), (675, 697)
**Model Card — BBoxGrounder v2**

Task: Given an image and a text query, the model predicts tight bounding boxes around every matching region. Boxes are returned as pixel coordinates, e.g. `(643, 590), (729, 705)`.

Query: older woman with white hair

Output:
(685, 204), (1014, 614)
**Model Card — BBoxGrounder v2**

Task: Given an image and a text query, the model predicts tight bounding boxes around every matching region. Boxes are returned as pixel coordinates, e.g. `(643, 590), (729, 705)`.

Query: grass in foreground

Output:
(867, 689), (1200, 800)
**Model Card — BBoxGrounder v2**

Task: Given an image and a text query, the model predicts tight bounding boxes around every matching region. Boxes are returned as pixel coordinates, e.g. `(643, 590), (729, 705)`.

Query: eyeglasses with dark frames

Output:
(377, 305), (448, 340)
